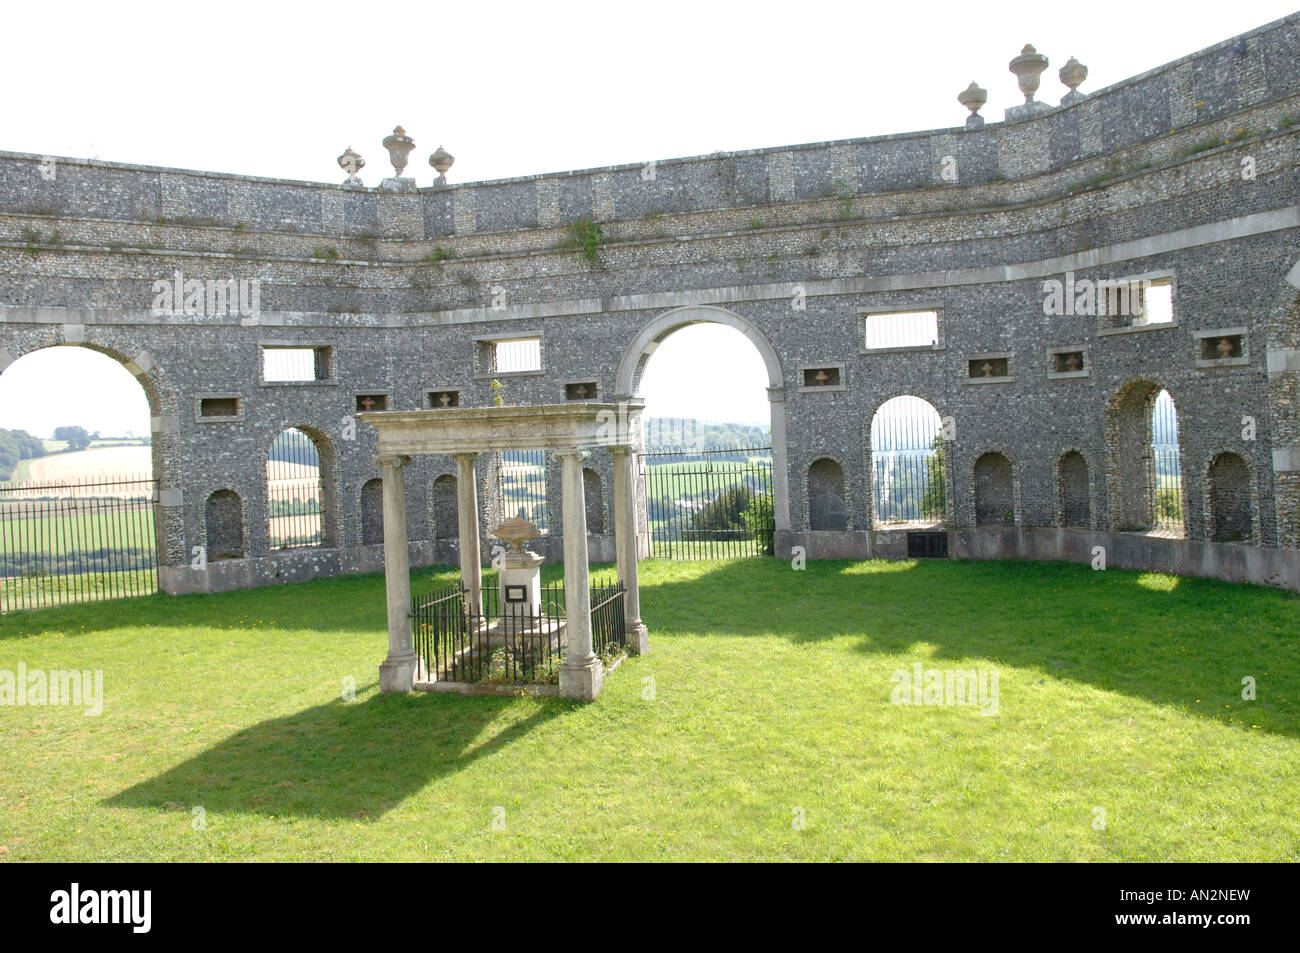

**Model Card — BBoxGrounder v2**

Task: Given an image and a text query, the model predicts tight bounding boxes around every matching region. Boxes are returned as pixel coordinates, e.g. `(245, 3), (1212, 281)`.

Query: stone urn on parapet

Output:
(337, 146), (365, 187)
(958, 81), (987, 129)
(492, 516), (545, 631)
(1006, 44), (1052, 122)
(380, 126), (417, 192)
(429, 145), (455, 187)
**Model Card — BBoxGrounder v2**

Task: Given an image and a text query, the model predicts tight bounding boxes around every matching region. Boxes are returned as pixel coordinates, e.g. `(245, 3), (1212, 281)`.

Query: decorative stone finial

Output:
(1005, 44), (1053, 122)
(382, 126), (415, 177)
(1009, 44), (1049, 103)
(1059, 56), (1088, 106)
(958, 81), (987, 129)
(429, 145), (455, 186)
(337, 146), (365, 187)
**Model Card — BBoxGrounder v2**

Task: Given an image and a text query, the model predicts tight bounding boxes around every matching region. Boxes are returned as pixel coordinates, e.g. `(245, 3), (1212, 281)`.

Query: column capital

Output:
(551, 448), (591, 463)
(452, 451), (479, 462)
(376, 454), (410, 469)
(767, 385), (787, 403)
(605, 443), (636, 456)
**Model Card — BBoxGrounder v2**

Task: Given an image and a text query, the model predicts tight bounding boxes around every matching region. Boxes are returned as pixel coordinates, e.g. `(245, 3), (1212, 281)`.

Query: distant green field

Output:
(0, 504), (155, 556)
(646, 456), (770, 476)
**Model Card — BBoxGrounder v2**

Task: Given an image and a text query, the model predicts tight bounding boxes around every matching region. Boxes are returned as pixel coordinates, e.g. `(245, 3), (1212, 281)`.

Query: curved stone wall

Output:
(0, 14), (1297, 593)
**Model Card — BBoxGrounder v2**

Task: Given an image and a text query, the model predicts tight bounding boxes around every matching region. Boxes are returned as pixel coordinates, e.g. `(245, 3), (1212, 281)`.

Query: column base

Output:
(379, 650), (417, 694)
(559, 656), (604, 701)
(626, 622), (649, 656)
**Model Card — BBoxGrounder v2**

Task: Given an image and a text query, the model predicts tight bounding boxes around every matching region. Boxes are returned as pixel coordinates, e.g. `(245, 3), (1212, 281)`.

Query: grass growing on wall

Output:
(1, 557), (1297, 861)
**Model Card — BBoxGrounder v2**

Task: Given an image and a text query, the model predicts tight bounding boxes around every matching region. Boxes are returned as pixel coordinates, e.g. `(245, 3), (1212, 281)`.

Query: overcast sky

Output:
(1, 1), (1290, 437)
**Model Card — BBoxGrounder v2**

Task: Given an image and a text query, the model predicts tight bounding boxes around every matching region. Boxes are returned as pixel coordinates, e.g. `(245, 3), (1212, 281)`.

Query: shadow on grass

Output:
(1, 563), (619, 641)
(640, 555), (1300, 739)
(106, 688), (573, 819)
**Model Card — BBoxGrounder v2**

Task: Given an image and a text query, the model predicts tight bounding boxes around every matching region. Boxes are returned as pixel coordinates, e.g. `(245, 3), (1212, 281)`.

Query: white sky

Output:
(0, 347), (151, 438)
(639, 324), (770, 425)
(0, 1), (1289, 435)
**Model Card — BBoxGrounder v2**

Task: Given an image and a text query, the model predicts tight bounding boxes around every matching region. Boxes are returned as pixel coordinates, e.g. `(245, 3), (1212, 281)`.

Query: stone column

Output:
(769, 385), (791, 532)
(377, 454), (415, 693)
(454, 452), (483, 612)
(555, 449), (601, 700)
(609, 445), (649, 654)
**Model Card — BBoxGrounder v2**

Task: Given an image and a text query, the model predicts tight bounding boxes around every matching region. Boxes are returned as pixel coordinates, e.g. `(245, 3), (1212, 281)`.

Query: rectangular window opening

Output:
(864, 310), (939, 350)
(263, 346), (332, 383)
(1102, 277), (1173, 328)
(491, 337), (542, 373)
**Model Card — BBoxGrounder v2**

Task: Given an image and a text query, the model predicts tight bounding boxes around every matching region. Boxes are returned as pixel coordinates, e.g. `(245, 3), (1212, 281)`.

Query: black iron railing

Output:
(411, 578), (626, 685)
(639, 446), (774, 559)
(0, 475), (158, 612)
(267, 428), (324, 550)
(590, 579), (627, 660)
(1149, 389), (1184, 536)
(871, 396), (947, 525)
(500, 449), (549, 530)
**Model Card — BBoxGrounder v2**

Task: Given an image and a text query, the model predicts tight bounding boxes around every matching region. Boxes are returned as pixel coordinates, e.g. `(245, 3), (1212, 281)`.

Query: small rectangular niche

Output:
(197, 395), (241, 422)
(862, 309), (941, 352)
(564, 381), (598, 400)
(798, 363), (846, 393)
(965, 353), (1013, 384)
(906, 531), (949, 558)
(355, 393), (389, 412)
(1194, 328), (1249, 368)
(1047, 346), (1088, 379)
(427, 389), (460, 408)
(261, 344), (333, 383)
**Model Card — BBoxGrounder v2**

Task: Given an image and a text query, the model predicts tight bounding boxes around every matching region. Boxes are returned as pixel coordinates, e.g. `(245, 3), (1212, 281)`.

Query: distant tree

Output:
(691, 484), (753, 531)
(0, 429), (48, 481)
(53, 425), (93, 451)
(741, 493), (775, 554)
(0, 434), (17, 479)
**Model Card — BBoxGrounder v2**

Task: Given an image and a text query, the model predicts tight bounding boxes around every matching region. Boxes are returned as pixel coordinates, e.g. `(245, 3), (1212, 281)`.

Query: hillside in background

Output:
(644, 418), (770, 450)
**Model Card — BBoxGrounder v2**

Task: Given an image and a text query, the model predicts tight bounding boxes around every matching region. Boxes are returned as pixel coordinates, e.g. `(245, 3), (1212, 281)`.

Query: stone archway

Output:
(615, 305), (790, 532)
(0, 339), (185, 581)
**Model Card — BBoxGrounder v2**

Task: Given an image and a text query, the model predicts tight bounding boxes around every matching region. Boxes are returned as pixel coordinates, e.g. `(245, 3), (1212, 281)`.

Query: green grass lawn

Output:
(1, 557), (1297, 861)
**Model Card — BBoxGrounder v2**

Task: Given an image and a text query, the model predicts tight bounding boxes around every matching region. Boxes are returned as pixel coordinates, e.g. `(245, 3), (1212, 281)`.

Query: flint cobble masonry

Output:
(1, 14), (1299, 594)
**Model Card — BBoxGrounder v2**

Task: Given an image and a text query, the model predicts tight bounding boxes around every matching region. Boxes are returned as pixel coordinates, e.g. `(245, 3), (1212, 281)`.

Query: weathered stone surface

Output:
(0, 14), (1297, 596)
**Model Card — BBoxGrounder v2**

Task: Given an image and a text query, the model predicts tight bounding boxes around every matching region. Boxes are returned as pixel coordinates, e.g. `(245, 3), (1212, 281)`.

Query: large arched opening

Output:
(616, 305), (787, 556)
(1106, 379), (1185, 536)
(265, 426), (337, 551)
(868, 395), (948, 527)
(0, 342), (175, 608)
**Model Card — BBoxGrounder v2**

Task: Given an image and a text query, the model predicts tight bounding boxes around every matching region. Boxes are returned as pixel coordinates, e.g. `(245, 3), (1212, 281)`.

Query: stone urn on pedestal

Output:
(958, 81), (987, 129)
(1006, 44), (1052, 121)
(493, 516), (545, 634)
(380, 126), (416, 191)
(429, 145), (455, 187)
(1058, 57), (1089, 106)
(337, 146), (365, 187)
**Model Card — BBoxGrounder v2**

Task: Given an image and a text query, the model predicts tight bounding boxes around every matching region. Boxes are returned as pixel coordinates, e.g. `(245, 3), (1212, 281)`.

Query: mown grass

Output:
(0, 557), (1297, 861)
